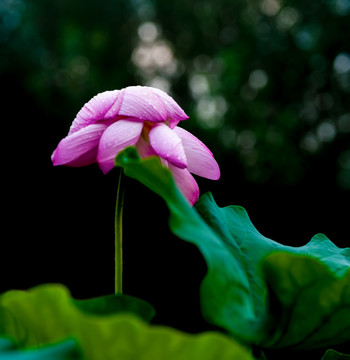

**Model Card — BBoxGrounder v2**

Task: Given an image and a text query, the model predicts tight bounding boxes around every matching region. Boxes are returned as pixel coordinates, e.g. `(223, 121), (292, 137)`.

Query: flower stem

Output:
(115, 168), (125, 294)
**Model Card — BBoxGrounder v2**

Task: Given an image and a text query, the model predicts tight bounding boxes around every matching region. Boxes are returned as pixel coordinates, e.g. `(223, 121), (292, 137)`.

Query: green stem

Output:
(115, 169), (125, 294)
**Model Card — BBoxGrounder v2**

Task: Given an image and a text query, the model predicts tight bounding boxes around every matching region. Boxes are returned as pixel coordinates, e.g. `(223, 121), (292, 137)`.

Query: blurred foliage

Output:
(1, 0), (350, 186)
(0, 284), (254, 360)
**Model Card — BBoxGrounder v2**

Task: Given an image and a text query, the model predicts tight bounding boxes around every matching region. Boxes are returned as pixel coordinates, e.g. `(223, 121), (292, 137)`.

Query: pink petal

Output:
(118, 86), (167, 122)
(149, 123), (187, 169)
(150, 87), (189, 128)
(69, 90), (124, 135)
(97, 119), (144, 174)
(168, 164), (199, 206)
(118, 86), (189, 125)
(173, 126), (220, 180)
(68, 86), (188, 136)
(52, 123), (107, 167)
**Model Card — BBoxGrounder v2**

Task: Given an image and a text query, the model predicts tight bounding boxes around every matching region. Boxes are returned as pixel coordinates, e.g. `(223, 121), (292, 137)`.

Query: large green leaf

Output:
(196, 194), (350, 349)
(261, 252), (350, 349)
(115, 147), (350, 350)
(0, 284), (254, 360)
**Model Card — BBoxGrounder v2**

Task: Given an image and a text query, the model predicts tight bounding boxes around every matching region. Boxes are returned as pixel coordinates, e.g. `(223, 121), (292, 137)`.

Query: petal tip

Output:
(97, 159), (115, 174)
(212, 164), (221, 180)
(188, 187), (199, 206)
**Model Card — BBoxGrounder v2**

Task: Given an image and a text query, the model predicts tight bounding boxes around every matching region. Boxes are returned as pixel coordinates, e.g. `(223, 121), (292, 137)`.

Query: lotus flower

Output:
(52, 86), (220, 205)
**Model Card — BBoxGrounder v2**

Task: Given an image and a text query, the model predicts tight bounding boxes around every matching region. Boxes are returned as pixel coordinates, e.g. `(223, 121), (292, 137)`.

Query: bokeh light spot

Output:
(138, 22), (159, 43)
(276, 7), (300, 31)
(249, 69), (268, 90)
(316, 120), (337, 142)
(333, 53), (350, 73)
(189, 74), (210, 98)
(260, 0), (281, 16)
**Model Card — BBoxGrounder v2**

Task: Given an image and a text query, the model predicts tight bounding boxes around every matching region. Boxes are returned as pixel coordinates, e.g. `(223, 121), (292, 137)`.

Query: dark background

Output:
(1, 0), (349, 342)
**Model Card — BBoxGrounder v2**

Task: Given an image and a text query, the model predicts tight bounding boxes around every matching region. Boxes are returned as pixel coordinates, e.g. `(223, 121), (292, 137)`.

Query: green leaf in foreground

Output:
(0, 338), (82, 360)
(0, 284), (254, 360)
(0, 337), (15, 351)
(115, 147), (350, 350)
(73, 292), (155, 322)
